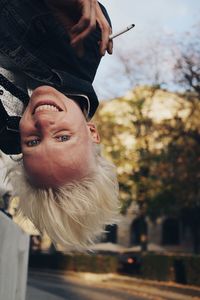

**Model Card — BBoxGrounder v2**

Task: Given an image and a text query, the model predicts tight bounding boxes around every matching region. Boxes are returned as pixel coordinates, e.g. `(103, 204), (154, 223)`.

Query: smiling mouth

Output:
(33, 101), (63, 115)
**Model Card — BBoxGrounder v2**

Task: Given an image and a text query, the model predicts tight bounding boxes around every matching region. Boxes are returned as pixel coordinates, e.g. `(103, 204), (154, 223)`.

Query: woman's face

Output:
(19, 86), (100, 188)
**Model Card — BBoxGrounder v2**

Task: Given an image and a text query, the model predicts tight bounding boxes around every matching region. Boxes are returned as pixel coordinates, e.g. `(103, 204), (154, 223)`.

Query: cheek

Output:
(19, 121), (28, 142)
(64, 147), (95, 178)
(77, 146), (96, 172)
(19, 110), (34, 135)
(19, 119), (26, 138)
(19, 107), (29, 128)
(19, 118), (25, 131)
(23, 157), (36, 176)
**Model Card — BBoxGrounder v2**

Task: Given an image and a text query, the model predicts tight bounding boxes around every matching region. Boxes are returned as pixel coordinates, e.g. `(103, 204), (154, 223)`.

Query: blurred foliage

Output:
(94, 85), (200, 221)
(141, 253), (174, 282)
(94, 25), (200, 252)
(141, 253), (200, 286)
(29, 252), (118, 273)
(173, 28), (200, 96)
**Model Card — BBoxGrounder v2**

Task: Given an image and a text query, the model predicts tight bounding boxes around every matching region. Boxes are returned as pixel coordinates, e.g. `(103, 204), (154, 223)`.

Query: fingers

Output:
(46, 0), (113, 56)
(70, 0), (96, 47)
(107, 39), (113, 55)
(70, 0), (113, 56)
(95, 2), (113, 56)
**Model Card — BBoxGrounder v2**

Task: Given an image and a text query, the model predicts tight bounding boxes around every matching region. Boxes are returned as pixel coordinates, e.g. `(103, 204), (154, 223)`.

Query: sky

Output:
(94, 0), (200, 100)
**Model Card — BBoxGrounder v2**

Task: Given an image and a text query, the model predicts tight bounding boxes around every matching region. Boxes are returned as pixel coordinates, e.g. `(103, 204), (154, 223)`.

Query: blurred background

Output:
(95, 0), (200, 99)
(92, 0), (200, 256)
(1, 0), (200, 299)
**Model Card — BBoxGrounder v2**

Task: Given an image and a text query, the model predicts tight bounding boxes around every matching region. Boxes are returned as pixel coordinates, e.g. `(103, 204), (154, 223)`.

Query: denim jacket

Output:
(0, 0), (111, 154)
(0, 0), (111, 116)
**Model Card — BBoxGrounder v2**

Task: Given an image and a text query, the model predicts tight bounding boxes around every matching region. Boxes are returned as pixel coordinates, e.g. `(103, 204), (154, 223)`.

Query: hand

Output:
(46, 0), (113, 56)
(70, 0), (113, 56)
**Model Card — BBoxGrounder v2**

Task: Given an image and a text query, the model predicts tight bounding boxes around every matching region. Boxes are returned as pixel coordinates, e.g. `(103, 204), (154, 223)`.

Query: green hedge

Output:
(183, 255), (200, 286)
(141, 254), (174, 281)
(141, 253), (200, 286)
(29, 253), (118, 273)
(29, 252), (200, 286)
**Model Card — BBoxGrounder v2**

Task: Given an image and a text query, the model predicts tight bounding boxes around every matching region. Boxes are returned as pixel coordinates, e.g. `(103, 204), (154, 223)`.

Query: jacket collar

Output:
(0, 73), (29, 154)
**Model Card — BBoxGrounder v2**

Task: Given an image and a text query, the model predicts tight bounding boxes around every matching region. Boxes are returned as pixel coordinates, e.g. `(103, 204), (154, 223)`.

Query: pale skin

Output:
(19, 1), (110, 187)
(19, 86), (100, 188)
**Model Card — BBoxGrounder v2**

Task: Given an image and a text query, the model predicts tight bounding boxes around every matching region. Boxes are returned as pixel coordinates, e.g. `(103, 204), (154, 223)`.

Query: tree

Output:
(95, 85), (200, 253)
(173, 26), (200, 96)
(95, 25), (200, 253)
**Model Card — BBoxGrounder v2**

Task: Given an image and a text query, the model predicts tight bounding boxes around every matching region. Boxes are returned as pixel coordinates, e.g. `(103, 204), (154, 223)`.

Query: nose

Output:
(34, 115), (55, 132)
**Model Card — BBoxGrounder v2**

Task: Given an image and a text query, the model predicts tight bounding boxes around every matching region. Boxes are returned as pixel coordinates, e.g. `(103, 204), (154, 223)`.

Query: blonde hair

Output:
(7, 146), (120, 251)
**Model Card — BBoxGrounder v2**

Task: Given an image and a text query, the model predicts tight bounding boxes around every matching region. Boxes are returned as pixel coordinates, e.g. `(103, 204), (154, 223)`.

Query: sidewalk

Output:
(70, 271), (200, 300)
(96, 273), (200, 300)
(26, 286), (63, 300)
(27, 270), (200, 300)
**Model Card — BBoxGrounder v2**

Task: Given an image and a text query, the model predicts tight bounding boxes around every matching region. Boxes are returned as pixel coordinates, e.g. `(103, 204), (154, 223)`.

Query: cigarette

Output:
(109, 24), (135, 40)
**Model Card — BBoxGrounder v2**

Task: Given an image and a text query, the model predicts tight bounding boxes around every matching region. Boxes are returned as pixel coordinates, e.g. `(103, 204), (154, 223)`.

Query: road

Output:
(27, 271), (149, 300)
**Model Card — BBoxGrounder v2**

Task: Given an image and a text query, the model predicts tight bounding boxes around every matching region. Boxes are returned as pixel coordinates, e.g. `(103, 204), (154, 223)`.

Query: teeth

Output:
(35, 104), (59, 113)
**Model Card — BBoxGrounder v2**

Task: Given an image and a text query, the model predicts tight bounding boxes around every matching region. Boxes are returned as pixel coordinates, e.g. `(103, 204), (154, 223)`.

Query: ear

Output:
(87, 123), (101, 144)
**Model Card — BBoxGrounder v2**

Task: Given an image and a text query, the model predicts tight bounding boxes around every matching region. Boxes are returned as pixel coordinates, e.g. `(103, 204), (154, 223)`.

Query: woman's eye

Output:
(26, 139), (40, 147)
(57, 135), (71, 142)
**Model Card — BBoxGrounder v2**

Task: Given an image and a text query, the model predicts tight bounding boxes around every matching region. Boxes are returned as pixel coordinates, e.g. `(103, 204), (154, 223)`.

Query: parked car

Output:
(118, 251), (141, 275)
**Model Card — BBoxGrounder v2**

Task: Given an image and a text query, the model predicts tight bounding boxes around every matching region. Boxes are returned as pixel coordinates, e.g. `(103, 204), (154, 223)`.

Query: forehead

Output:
(23, 133), (92, 164)
(23, 141), (94, 187)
